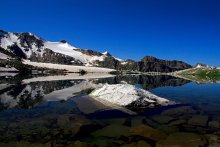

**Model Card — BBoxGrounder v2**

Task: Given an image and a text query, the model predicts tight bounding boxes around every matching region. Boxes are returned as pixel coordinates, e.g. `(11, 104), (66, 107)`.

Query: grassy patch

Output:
(179, 68), (220, 82)
(196, 69), (220, 81)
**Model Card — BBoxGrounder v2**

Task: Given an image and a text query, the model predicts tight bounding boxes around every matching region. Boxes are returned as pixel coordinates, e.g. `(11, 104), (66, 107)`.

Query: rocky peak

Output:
(141, 56), (159, 62)
(74, 49), (103, 56)
(103, 51), (112, 56)
(126, 59), (135, 62)
(60, 40), (68, 43)
(18, 32), (44, 49)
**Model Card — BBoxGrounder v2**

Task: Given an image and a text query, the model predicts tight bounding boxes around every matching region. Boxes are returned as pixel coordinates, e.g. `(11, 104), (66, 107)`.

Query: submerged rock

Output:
(129, 125), (166, 141)
(156, 132), (208, 147)
(91, 124), (130, 138)
(151, 115), (175, 124)
(208, 121), (220, 129)
(122, 140), (151, 147)
(188, 115), (209, 127)
(90, 84), (174, 108)
(161, 106), (197, 117)
(168, 119), (187, 126)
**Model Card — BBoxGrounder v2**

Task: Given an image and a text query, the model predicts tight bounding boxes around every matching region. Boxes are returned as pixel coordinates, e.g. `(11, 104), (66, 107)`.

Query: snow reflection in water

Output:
(0, 74), (220, 146)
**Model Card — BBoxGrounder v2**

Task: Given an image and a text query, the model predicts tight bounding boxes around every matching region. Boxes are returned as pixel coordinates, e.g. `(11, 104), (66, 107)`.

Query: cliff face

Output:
(96, 56), (192, 72)
(29, 48), (83, 65)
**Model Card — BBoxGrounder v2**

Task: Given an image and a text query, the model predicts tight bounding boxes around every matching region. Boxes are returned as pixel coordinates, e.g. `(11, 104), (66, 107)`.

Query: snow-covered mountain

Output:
(0, 30), (122, 66)
(0, 29), (192, 73)
(195, 63), (209, 68)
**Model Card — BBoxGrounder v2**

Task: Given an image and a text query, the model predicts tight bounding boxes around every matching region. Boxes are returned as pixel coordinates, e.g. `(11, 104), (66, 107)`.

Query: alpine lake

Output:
(0, 72), (220, 147)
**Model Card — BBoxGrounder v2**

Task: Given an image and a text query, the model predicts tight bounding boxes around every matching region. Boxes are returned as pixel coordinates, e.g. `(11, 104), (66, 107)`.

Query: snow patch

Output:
(102, 51), (109, 55)
(113, 56), (123, 61)
(0, 52), (10, 59)
(121, 61), (128, 65)
(44, 41), (107, 65)
(0, 32), (18, 49)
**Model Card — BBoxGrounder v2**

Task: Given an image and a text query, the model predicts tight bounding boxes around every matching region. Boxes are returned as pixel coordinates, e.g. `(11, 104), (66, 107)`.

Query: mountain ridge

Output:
(0, 30), (192, 72)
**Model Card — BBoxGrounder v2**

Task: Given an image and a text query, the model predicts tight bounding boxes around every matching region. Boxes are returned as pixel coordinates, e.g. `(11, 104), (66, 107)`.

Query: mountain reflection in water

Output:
(0, 73), (220, 146)
(0, 74), (190, 110)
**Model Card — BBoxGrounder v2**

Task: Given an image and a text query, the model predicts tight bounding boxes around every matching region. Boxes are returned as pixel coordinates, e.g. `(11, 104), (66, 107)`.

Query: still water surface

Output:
(0, 73), (219, 146)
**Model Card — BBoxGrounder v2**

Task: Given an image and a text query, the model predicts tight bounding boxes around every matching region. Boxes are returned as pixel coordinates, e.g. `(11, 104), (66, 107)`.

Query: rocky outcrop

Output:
(18, 32), (44, 50)
(97, 56), (192, 72)
(90, 84), (174, 108)
(30, 48), (83, 65)
(95, 56), (120, 69)
(74, 49), (103, 56)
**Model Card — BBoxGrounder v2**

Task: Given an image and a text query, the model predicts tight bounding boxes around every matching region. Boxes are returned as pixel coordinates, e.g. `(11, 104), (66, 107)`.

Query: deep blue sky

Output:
(1, 0), (220, 66)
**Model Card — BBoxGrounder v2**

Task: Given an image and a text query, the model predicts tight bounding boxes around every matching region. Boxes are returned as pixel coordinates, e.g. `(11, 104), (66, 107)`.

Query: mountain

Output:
(195, 63), (209, 68)
(0, 30), (120, 66)
(96, 56), (192, 72)
(0, 30), (192, 72)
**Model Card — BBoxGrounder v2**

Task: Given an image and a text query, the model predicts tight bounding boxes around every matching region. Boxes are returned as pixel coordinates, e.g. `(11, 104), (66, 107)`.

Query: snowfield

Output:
(90, 84), (174, 107)
(0, 52), (10, 60)
(22, 60), (115, 73)
(44, 42), (122, 66)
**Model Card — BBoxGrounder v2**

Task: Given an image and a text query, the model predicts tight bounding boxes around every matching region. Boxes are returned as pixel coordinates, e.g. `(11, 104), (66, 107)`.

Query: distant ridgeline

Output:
(0, 29), (192, 73)
(177, 63), (220, 82)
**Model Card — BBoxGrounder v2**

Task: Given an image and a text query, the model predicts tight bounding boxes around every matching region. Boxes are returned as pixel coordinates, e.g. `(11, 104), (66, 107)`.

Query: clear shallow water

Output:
(0, 74), (220, 146)
(150, 83), (220, 116)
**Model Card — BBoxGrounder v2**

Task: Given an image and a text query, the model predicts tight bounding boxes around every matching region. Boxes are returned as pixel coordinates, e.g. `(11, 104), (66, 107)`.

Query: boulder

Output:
(91, 124), (130, 138)
(161, 106), (197, 117)
(90, 84), (173, 108)
(208, 121), (220, 128)
(156, 132), (208, 147)
(168, 119), (187, 126)
(122, 140), (151, 147)
(188, 115), (209, 127)
(129, 125), (166, 141)
(151, 115), (175, 124)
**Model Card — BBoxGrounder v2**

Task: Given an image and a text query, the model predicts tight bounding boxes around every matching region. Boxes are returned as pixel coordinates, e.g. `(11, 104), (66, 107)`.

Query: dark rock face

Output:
(74, 49), (103, 56)
(97, 56), (192, 72)
(60, 40), (68, 43)
(18, 33), (44, 50)
(119, 60), (139, 71)
(103, 52), (112, 56)
(137, 56), (192, 72)
(30, 48), (83, 65)
(96, 56), (120, 69)
(9, 44), (27, 59)
(141, 56), (159, 62)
